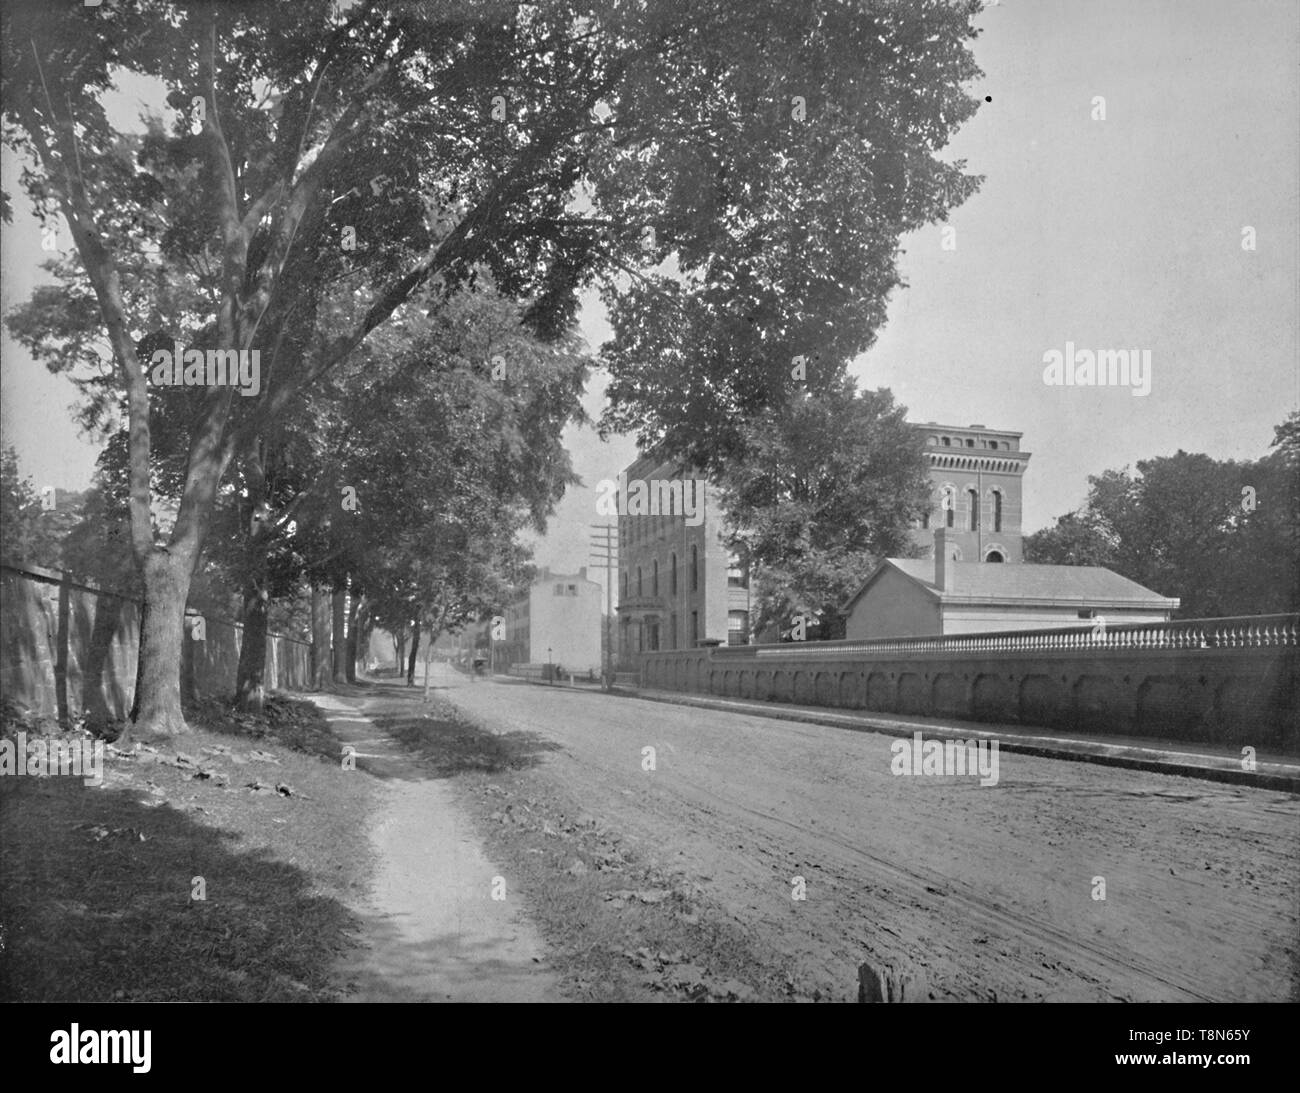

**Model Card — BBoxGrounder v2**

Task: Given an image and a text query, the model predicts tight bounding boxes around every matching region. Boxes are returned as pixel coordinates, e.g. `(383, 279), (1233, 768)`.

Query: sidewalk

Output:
(500, 675), (1300, 792)
(313, 686), (562, 1002)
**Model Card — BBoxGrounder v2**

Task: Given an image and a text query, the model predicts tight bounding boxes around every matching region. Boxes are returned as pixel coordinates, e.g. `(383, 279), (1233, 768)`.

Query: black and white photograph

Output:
(0, 0), (1295, 1054)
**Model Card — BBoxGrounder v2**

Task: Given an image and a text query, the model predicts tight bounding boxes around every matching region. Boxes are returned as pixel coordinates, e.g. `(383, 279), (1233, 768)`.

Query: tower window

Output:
(992, 489), (1003, 533)
(967, 488), (979, 531)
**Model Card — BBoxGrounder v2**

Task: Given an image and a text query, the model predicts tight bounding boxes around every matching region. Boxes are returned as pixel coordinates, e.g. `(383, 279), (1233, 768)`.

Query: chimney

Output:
(934, 528), (954, 591)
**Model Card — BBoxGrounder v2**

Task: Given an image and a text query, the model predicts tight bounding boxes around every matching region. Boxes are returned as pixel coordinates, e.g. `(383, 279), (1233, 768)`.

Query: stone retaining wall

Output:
(640, 618), (1299, 753)
(1, 562), (311, 723)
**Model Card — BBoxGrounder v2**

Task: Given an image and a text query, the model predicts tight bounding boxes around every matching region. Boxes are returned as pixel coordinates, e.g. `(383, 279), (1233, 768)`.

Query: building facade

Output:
(908, 421), (1030, 564)
(502, 567), (603, 673)
(615, 453), (750, 668)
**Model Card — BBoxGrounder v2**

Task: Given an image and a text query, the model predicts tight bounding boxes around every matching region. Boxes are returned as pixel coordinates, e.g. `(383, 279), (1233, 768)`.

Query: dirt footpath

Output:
(316, 691), (561, 1002)
(444, 674), (1300, 1003)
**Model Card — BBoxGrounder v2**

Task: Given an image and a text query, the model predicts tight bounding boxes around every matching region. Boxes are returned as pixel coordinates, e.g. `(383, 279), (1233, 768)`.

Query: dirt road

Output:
(444, 673), (1299, 1002)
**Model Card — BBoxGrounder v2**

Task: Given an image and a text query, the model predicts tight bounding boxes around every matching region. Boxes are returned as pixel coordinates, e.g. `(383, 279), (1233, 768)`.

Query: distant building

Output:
(844, 528), (1179, 638)
(502, 567), (602, 674)
(908, 421), (1030, 564)
(616, 453), (750, 667)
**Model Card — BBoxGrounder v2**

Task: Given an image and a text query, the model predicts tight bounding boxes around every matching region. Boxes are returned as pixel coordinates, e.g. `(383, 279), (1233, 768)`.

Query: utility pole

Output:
(590, 523), (617, 691)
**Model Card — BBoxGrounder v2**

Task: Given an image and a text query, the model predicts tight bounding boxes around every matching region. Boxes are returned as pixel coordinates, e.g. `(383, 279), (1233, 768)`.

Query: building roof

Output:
(844, 559), (1180, 612)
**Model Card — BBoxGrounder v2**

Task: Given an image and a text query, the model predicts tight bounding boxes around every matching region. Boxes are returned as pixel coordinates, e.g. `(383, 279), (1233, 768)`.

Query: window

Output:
(691, 545), (699, 591)
(670, 552), (678, 595)
(992, 490), (1003, 533)
(967, 488), (979, 531)
(622, 570), (628, 598)
(727, 611), (749, 645)
(945, 495), (955, 528)
(691, 611), (699, 647)
(966, 438), (975, 448)
(921, 510), (930, 529)
(988, 440), (998, 450)
(941, 436), (951, 446)
(727, 554), (748, 588)
(670, 613), (678, 650)
(985, 550), (1004, 563)
(567, 584), (577, 596)
(554, 583), (564, 596)
(652, 560), (659, 596)
(637, 567), (642, 597)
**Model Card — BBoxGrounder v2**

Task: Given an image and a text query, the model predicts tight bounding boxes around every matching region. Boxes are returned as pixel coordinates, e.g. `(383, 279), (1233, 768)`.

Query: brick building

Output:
(908, 421), (1030, 564)
(615, 453), (750, 668)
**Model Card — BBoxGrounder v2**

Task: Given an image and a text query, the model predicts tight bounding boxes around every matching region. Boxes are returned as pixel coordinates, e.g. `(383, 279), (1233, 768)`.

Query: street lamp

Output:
(547, 646), (553, 684)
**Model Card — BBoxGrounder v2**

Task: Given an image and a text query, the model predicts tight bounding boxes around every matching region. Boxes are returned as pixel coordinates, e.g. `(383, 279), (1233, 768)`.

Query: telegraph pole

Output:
(590, 523), (617, 691)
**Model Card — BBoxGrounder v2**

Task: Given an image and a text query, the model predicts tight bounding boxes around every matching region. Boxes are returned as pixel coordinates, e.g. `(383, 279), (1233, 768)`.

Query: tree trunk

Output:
(394, 629), (405, 668)
(345, 594), (362, 684)
(310, 585), (331, 691)
(125, 549), (193, 743)
(235, 587), (270, 713)
(235, 454), (271, 714)
(332, 586), (348, 683)
(406, 622), (421, 686)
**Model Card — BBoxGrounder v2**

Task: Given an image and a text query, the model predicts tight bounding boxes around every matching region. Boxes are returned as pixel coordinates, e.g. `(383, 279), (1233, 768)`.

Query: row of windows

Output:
(929, 436), (1008, 450)
(622, 546), (698, 599)
(620, 548), (749, 600)
(620, 609), (750, 652)
(617, 483), (704, 546)
(921, 488), (1004, 532)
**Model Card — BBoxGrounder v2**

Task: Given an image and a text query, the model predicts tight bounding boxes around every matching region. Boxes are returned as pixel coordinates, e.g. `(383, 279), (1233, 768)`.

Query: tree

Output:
(3, 0), (985, 738)
(1024, 423), (1299, 618)
(1, 447), (57, 565)
(716, 377), (930, 640)
(1024, 511), (1117, 568)
(596, 1), (985, 469)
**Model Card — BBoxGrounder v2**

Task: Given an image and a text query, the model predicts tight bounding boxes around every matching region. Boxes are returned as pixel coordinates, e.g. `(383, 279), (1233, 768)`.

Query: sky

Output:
(2, 0), (1297, 608)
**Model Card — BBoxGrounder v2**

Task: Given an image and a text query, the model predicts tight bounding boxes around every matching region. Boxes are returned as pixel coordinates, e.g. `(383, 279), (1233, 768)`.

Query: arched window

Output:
(992, 490), (1003, 533)
(670, 552), (678, 595)
(945, 493), (955, 528)
(637, 567), (643, 597)
(966, 438), (975, 448)
(941, 436), (951, 446)
(621, 569), (628, 598)
(985, 550), (1004, 563)
(691, 545), (699, 591)
(652, 559), (659, 596)
(967, 488), (979, 530)
(988, 440), (998, 450)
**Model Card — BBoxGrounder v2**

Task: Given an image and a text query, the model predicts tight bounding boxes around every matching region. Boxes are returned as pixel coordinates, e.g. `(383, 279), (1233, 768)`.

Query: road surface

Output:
(446, 673), (1299, 1002)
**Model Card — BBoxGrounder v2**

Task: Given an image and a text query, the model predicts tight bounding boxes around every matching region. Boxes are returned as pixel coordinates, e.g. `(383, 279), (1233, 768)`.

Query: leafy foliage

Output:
(716, 377), (929, 638)
(1025, 416), (1299, 618)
